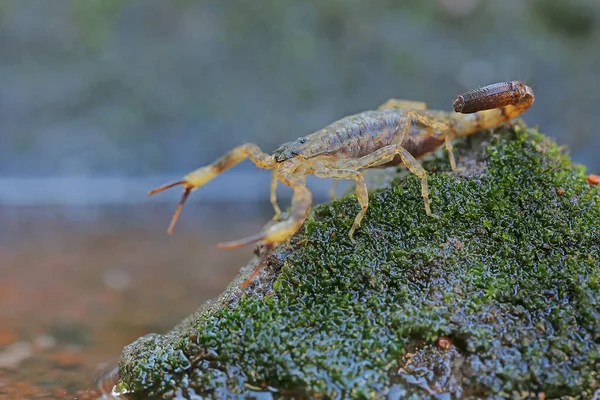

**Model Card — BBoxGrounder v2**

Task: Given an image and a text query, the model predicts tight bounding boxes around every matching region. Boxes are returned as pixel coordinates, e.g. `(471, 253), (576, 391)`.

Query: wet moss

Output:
(118, 125), (600, 399)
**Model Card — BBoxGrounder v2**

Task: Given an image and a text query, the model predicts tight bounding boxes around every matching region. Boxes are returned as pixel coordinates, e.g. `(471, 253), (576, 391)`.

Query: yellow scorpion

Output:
(150, 81), (534, 251)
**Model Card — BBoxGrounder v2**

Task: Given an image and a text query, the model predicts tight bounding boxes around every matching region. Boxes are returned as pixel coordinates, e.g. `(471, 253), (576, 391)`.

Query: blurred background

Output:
(0, 0), (599, 398)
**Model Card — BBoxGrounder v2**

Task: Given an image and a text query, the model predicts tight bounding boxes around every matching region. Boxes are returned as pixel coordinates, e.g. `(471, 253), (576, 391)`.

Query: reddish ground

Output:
(0, 204), (264, 399)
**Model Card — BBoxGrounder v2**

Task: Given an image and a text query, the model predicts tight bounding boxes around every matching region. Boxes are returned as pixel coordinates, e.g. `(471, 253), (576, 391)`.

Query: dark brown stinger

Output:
(453, 81), (528, 114)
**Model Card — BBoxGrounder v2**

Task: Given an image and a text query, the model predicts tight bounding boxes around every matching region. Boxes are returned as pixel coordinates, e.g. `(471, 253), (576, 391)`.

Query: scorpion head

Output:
(273, 137), (309, 162)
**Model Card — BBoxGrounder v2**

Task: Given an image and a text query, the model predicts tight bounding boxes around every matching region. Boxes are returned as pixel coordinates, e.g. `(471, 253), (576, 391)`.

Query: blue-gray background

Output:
(3, 2), (600, 396)
(1, 0), (599, 203)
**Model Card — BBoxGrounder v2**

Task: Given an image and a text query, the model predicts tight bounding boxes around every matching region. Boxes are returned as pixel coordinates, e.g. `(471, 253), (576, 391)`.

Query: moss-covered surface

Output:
(117, 125), (600, 399)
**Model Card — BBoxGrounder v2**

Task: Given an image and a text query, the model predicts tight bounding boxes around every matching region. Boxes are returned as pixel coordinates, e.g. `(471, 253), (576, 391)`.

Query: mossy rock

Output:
(117, 124), (600, 399)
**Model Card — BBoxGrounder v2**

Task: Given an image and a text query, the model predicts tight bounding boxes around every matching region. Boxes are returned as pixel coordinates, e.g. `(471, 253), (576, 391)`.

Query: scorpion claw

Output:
(217, 231), (269, 249)
(148, 180), (193, 235)
(166, 187), (192, 234)
(148, 180), (186, 196)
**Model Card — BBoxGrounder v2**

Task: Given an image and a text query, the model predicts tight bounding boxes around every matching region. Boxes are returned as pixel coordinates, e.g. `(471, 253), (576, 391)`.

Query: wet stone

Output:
(117, 125), (600, 399)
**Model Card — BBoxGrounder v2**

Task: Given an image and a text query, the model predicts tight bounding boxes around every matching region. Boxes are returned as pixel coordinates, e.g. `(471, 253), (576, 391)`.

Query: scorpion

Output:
(149, 81), (534, 284)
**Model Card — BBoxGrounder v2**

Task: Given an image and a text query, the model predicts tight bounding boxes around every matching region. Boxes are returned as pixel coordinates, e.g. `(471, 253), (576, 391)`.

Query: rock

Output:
(116, 124), (600, 399)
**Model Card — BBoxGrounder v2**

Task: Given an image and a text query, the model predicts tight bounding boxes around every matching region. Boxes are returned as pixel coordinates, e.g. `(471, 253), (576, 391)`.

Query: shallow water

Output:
(0, 204), (268, 399)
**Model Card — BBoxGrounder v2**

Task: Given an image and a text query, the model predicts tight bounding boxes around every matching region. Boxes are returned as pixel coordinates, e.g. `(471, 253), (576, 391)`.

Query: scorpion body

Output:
(150, 81), (534, 277)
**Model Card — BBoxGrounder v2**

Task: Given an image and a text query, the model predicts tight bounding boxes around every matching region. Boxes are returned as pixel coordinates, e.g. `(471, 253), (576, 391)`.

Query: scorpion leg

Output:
(148, 143), (275, 234)
(408, 110), (452, 135)
(329, 172), (369, 200)
(315, 164), (368, 241)
(239, 242), (275, 289)
(317, 142), (436, 241)
(218, 172), (311, 249)
(378, 99), (427, 110)
(444, 134), (462, 172)
(396, 147), (433, 216)
(270, 170), (282, 219)
(408, 111), (462, 172)
(355, 143), (433, 217)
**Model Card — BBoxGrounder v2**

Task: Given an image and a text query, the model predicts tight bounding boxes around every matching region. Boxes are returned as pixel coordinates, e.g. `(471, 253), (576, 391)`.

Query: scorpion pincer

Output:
(150, 81), (534, 253)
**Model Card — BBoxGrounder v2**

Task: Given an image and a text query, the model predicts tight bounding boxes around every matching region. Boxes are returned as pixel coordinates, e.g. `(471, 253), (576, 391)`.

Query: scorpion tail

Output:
(452, 81), (534, 137)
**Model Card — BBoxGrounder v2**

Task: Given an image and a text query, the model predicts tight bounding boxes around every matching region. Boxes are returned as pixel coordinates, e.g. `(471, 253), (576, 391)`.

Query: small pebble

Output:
(587, 174), (600, 185)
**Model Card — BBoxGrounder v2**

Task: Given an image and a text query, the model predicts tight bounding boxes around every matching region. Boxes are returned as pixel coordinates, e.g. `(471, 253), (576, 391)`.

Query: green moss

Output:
(118, 125), (600, 399)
